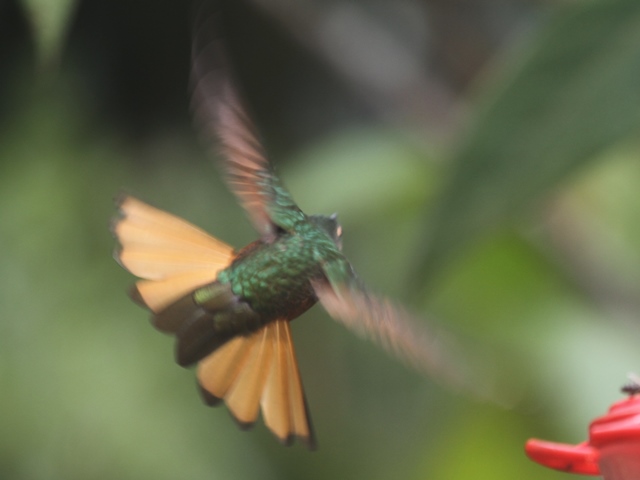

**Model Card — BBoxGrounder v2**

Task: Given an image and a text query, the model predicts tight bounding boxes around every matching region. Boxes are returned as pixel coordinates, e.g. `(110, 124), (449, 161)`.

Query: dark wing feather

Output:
(149, 281), (265, 367)
(190, 11), (304, 240)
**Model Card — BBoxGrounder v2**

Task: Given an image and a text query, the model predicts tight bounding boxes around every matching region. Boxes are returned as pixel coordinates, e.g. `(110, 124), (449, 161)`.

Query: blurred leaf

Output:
(421, 406), (548, 480)
(287, 129), (432, 223)
(415, 0), (640, 288)
(19, 0), (77, 66)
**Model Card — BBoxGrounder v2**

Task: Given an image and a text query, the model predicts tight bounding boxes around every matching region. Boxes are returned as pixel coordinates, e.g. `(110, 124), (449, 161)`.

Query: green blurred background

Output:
(2, 0), (640, 478)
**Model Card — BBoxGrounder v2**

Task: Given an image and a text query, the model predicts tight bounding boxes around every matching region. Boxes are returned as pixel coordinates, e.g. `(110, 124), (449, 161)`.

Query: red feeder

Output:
(525, 387), (640, 480)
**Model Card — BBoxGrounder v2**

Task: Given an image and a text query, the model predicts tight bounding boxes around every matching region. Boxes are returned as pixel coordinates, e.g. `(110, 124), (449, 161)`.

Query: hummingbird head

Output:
(309, 213), (343, 250)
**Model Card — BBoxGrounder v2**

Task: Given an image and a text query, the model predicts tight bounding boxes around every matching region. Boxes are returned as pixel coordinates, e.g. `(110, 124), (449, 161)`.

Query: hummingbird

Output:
(112, 11), (482, 450)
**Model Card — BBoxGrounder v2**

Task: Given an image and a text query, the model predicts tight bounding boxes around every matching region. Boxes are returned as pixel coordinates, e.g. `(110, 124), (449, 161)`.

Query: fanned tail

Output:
(197, 320), (316, 449)
(112, 194), (235, 312)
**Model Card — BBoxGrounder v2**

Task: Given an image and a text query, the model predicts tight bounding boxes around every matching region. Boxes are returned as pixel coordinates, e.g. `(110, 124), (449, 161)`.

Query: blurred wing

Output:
(197, 320), (316, 449)
(112, 194), (235, 312)
(313, 258), (494, 400)
(190, 14), (304, 240)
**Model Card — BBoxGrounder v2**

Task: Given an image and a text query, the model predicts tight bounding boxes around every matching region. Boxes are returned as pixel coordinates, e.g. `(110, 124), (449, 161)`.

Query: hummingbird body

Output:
(155, 215), (345, 370)
(112, 9), (480, 450)
(217, 219), (340, 321)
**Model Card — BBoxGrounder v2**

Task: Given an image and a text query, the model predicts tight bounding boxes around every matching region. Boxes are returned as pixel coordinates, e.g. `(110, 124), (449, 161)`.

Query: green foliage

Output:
(416, 0), (640, 287)
(19, 0), (78, 67)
